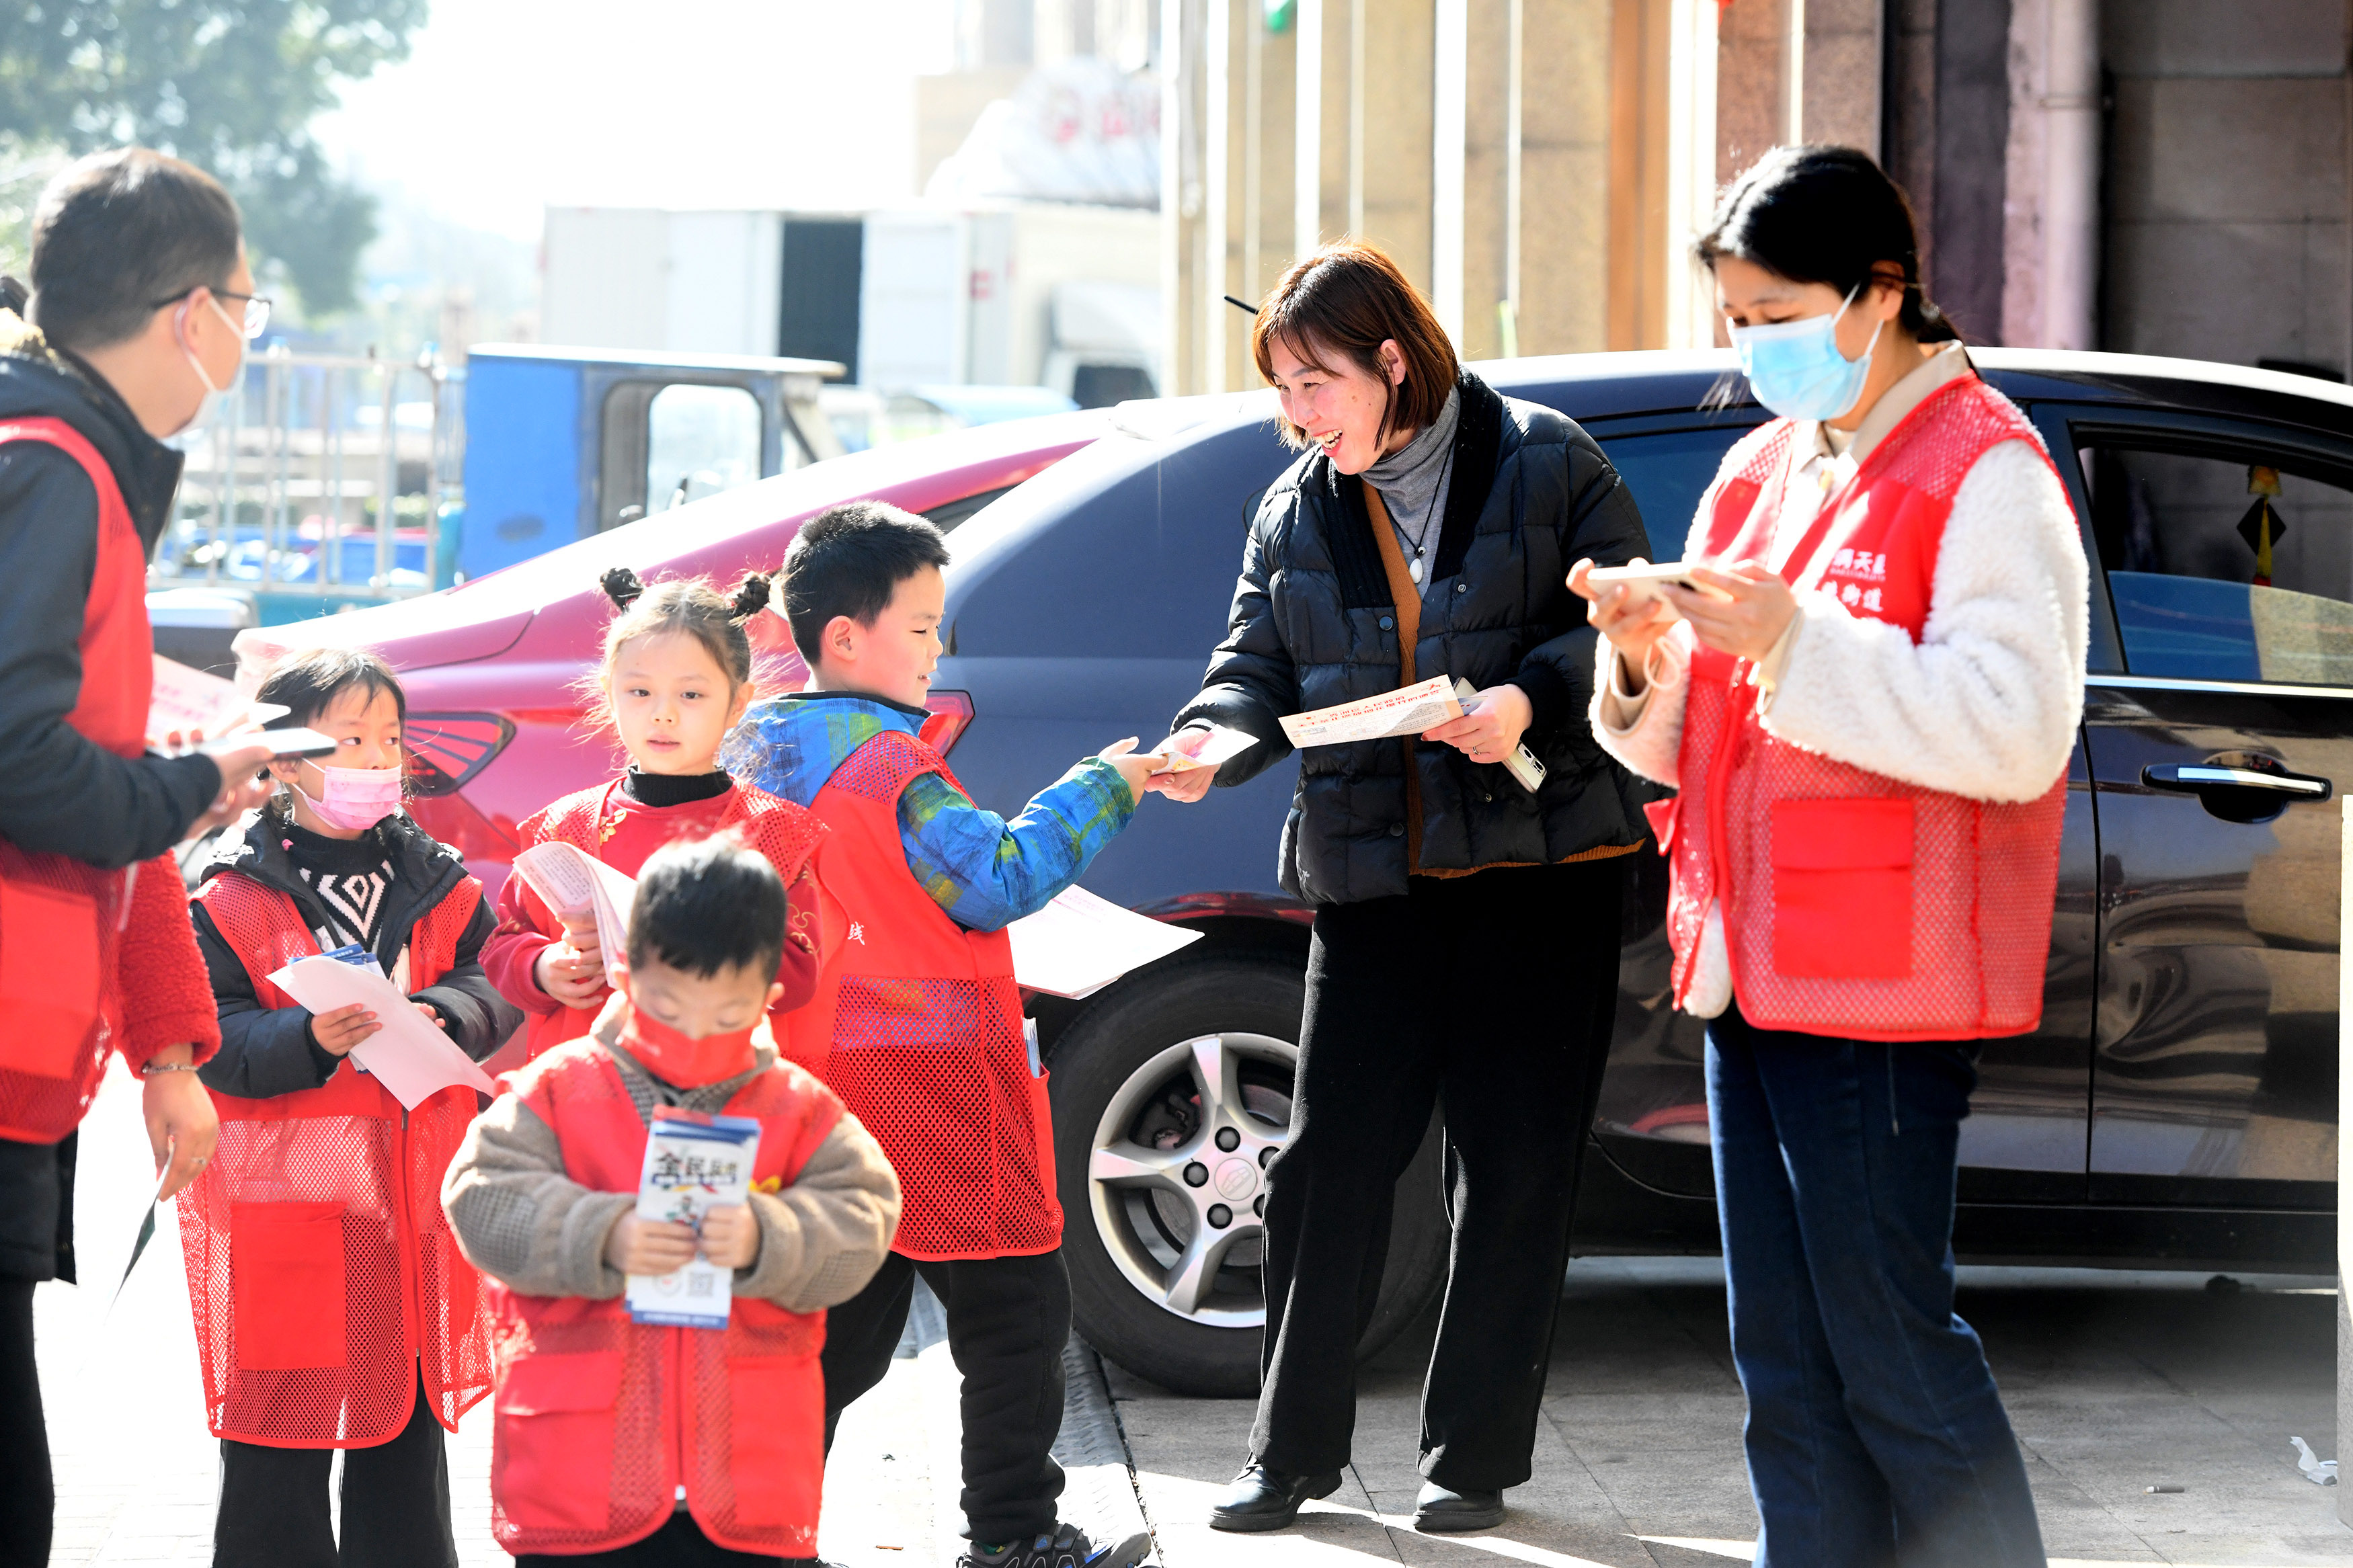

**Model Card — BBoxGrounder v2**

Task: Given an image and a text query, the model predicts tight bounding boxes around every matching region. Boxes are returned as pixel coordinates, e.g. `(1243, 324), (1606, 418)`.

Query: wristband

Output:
(139, 1061), (199, 1075)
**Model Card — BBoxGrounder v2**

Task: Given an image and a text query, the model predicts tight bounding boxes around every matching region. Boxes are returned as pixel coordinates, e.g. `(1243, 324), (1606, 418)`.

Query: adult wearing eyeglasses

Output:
(1572, 145), (2083, 1566)
(0, 147), (278, 1562)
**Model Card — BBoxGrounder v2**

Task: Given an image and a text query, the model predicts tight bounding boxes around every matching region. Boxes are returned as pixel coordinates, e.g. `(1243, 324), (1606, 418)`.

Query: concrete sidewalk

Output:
(37, 1061), (2353, 1566)
(1111, 1257), (2353, 1568)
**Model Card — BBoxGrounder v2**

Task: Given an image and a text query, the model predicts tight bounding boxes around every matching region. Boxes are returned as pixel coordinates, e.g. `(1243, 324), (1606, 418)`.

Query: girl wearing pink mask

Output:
(180, 647), (524, 1566)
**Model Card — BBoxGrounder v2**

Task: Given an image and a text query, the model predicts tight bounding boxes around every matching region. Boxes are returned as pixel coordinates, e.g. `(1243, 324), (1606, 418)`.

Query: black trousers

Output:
(213, 1373), (454, 1567)
(820, 1248), (1070, 1544)
(516, 1511), (813, 1567)
(1250, 858), (1624, 1491)
(0, 1279), (48, 1564)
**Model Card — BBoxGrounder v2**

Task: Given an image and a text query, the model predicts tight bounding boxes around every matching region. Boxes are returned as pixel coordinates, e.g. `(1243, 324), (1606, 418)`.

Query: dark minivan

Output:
(928, 349), (2353, 1395)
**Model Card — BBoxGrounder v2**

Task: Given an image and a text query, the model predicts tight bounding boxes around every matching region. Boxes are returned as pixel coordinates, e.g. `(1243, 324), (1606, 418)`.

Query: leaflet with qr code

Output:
(625, 1111), (762, 1329)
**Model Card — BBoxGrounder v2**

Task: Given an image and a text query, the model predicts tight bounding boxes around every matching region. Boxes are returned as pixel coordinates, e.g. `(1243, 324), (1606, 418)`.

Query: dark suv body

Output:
(932, 350), (2353, 1394)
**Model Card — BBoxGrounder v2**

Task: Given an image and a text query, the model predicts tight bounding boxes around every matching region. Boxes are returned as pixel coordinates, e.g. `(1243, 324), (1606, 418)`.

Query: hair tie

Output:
(729, 573), (772, 623)
(601, 566), (644, 611)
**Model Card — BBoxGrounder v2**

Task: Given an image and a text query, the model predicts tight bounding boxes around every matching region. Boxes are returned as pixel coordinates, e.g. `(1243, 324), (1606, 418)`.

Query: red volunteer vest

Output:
(780, 731), (1058, 1260)
(1651, 376), (2069, 1041)
(0, 419), (150, 1143)
(517, 780), (827, 1061)
(177, 870), (495, 1446)
(487, 1043), (840, 1559)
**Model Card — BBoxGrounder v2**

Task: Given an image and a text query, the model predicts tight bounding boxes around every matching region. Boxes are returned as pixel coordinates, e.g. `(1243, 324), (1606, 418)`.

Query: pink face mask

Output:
(294, 764), (405, 831)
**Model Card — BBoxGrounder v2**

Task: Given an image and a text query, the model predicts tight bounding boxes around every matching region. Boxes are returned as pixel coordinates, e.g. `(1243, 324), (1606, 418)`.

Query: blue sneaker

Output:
(959, 1524), (1151, 1568)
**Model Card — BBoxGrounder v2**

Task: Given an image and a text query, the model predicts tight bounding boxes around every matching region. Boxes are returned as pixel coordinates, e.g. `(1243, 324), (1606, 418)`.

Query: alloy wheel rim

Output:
(1086, 1031), (1295, 1327)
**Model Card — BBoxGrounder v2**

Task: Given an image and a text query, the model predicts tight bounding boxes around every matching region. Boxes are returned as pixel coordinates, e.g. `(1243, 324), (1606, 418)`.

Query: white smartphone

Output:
(1585, 561), (1736, 609)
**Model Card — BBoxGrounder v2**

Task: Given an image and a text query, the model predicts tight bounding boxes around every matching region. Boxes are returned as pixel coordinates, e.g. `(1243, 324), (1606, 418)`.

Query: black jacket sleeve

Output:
(413, 896), (527, 1063)
(1507, 426), (1651, 745)
(0, 444), (221, 866)
(1170, 493), (1302, 790)
(191, 900), (341, 1099)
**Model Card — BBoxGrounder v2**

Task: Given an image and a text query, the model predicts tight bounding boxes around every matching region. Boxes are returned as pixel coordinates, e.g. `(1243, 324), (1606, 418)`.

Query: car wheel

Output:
(1048, 952), (1449, 1398)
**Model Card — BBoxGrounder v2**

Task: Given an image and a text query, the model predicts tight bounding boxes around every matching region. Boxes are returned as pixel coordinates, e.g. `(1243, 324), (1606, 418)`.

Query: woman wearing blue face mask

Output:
(1569, 145), (2086, 1567)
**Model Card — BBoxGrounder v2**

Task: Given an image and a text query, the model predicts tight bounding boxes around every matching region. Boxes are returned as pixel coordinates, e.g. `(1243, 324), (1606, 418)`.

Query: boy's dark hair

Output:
(256, 647), (407, 730)
(626, 836), (787, 981)
(779, 501), (950, 665)
(29, 148), (244, 352)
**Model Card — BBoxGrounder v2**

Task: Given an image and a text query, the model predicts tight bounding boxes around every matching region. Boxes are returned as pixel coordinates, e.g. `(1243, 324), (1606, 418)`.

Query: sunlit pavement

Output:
(1109, 1255), (2353, 1568)
(38, 1060), (2353, 1566)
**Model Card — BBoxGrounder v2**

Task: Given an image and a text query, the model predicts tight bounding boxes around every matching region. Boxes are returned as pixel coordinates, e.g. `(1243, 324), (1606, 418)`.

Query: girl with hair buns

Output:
(481, 569), (828, 1061)
(1572, 145), (2083, 1566)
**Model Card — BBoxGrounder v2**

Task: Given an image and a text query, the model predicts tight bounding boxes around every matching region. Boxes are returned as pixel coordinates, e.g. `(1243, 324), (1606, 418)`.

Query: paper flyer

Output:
(147, 655), (287, 748)
(1277, 675), (1464, 749)
(511, 842), (638, 987)
(1007, 884), (1203, 1001)
(626, 1110), (762, 1329)
(266, 955), (497, 1110)
(1152, 723), (1258, 775)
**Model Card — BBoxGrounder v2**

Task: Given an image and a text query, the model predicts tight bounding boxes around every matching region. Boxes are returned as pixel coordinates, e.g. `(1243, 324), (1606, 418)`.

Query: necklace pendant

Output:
(1408, 556), (1423, 585)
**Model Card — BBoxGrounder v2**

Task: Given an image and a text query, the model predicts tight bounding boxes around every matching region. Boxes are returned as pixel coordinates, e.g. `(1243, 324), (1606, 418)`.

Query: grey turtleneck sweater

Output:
(1362, 386), (1462, 569)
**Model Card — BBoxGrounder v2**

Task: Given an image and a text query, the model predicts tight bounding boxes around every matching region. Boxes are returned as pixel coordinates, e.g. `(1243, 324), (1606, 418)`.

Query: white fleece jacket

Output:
(1592, 393), (2088, 1016)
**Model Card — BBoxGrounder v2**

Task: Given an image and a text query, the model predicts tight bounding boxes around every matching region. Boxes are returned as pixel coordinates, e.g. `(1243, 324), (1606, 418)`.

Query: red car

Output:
(232, 409), (1111, 904)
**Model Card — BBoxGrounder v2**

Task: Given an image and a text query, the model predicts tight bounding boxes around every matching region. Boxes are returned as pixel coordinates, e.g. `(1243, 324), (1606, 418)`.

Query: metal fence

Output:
(150, 345), (466, 607)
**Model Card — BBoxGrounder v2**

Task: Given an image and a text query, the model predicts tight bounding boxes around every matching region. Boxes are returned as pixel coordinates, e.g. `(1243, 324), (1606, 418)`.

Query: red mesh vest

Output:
(487, 1042), (841, 1558)
(0, 419), (149, 1143)
(1650, 376), (2069, 1041)
(515, 780), (827, 1061)
(178, 871), (495, 1446)
(779, 731), (1059, 1260)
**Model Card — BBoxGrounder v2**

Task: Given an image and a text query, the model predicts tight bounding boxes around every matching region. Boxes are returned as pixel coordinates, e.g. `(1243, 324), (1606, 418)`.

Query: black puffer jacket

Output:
(1172, 370), (1660, 905)
(189, 808), (522, 1099)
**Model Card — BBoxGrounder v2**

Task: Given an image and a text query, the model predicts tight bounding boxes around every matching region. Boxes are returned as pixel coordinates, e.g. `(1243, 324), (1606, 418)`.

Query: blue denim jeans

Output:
(1706, 1003), (2046, 1568)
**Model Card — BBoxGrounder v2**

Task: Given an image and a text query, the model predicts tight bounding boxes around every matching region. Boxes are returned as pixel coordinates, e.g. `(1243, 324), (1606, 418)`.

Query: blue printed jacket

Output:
(725, 692), (1136, 934)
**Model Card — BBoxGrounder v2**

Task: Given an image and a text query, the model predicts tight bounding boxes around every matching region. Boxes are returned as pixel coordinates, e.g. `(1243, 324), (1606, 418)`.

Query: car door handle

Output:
(2142, 763), (2333, 800)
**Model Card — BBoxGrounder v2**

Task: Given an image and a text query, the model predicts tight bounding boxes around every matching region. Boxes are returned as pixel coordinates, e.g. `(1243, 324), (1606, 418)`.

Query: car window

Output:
(646, 384), (762, 513)
(2080, 437), (2353, 685)
(1594, 425), (1754, 562)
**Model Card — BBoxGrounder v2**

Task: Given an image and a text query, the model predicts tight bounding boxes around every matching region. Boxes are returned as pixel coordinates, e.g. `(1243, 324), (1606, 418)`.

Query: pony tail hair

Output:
(601, 565), (645, 611)
(729, 572), (772, 623)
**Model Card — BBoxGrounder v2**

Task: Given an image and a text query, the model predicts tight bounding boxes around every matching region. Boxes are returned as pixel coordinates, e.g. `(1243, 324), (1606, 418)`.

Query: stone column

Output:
(1359, 0), (1439, 293)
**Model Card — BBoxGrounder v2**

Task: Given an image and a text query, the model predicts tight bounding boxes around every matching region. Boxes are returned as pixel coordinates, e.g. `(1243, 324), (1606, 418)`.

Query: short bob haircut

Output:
(1250, 241), (1460, 450)
(1695, 145), (1960, 344)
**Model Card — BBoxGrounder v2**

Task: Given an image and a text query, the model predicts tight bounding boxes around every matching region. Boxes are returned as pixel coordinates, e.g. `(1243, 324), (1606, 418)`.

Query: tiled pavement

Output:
(38, 1059), (2353, 1567)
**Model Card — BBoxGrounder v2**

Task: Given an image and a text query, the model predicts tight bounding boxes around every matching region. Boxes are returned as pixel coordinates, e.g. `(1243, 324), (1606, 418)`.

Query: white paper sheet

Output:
(147, 655), (287, 747)
(626, 1110), (760, 1329)
(511, 842), (637, 987)
(266, 955), (498, 1110)
(1278, 675), (1464, 748)
(1007, 885), (1203, 1001)
(1151, 723), (1258, 775)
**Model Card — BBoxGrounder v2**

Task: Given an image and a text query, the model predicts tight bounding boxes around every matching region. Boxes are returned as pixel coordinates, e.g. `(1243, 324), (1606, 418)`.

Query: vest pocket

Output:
(1769, 798), (1913, 978)
(726, 1355), (822, 1526)
(494, 1350), (623, 1532)
(0, 880), (100, 1079)
(229, 1201), (348, 1370)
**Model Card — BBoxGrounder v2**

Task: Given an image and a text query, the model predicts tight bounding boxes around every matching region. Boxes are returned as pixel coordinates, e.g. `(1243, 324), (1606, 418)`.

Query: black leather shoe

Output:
(1207, 1463), (1343, 1532)
(1413, 1481), (1505, 1532)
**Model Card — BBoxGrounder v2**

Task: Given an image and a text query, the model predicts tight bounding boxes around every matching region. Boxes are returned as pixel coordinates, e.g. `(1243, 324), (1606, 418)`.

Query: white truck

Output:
(539, 204), (1160, 407)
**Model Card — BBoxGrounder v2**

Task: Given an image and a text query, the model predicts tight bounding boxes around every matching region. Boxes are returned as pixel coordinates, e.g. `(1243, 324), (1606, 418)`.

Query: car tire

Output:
(1047, 951), (1449, 1398)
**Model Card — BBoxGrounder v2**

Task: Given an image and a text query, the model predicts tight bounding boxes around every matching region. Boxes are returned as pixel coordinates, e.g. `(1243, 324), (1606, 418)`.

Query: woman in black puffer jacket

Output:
(1160, 243), (1656, 1536)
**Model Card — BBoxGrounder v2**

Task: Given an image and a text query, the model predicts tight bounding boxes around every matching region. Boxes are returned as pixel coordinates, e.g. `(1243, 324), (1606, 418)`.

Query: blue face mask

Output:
(1729, 283), (1883, 423)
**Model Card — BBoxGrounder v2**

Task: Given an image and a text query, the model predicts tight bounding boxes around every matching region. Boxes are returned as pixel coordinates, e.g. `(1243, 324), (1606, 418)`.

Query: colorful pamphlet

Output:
(626, 1109), (762, 1329)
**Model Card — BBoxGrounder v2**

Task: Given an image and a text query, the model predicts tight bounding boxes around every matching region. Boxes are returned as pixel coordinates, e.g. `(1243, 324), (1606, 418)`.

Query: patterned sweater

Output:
(723, 690), (1136, 933)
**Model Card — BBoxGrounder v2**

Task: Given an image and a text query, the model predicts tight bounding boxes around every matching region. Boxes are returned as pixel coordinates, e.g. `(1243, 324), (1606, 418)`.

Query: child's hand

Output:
(1146, 725), (1218, 803)
(1094, 737), (1170, 804)
(535, 932), (607, 1008)
(696, 1204), (760, 1270)
(309, 1002), (380, 1057)
(605, 1213), (699, 1276)
(411, 1000), (445, 1034)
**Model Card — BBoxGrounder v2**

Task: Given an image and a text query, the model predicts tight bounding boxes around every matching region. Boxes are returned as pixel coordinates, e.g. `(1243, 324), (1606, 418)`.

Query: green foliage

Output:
(0, 1), (429, 316)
